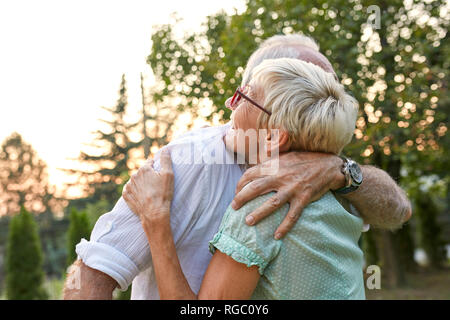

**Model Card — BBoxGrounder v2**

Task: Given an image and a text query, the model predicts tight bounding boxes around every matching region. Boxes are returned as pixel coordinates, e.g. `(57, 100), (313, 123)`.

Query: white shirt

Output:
(76, 123), (244, 299)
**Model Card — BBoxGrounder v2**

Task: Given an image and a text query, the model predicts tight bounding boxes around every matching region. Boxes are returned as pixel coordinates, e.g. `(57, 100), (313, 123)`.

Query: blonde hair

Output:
(241, 34), (334, 86)
(252, 58), (358, 155)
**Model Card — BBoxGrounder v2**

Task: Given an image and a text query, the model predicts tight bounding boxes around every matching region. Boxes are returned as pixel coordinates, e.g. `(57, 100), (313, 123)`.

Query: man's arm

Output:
(63, 259), (117, 300)
(342, 164), (411, 229)
(232, 152), (412, 239)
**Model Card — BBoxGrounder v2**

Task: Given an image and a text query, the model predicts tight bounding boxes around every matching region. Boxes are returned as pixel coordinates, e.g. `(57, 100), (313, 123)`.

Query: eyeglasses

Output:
(229, 86), (272, 116)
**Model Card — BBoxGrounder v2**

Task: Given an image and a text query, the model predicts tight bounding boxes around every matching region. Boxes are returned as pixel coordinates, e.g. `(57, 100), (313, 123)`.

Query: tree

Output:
(146, 0), (449, 287)
(66, 207), (91, 268)
(0, 132), (60, 216)
(409, 177), (448, 269)
(362, 229), (378, 266)
(37, 210), (69, 277)
(84, 198), (111, 229)
(65, 75), (140, 205)
(5, 207), (48, 300)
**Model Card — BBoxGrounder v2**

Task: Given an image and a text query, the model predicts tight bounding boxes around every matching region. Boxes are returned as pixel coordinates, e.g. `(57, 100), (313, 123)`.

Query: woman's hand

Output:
(123, 149), (174, 228)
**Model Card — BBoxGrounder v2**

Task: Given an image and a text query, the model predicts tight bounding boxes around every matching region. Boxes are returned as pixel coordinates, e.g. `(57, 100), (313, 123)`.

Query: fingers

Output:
(124, 179), (137, 199)
(273, 200), (306, 240)
(123, 182), (131, 200)
(160, 148), (173, 173)
(145, 158), (154, 167)
(244, 191), (291, 226)
(137, 158), (154, 177)
(122, 182), (139, 215)
(232, 176), (275, 210)
(235, 166), (262, 195)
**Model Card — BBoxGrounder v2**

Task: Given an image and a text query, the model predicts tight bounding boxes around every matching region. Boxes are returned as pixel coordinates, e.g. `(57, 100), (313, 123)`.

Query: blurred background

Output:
(0, 0), (448, 300)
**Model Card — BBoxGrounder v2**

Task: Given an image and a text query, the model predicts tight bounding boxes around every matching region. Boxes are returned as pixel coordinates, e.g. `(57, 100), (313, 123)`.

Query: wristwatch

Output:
(334, 157), (363, 194)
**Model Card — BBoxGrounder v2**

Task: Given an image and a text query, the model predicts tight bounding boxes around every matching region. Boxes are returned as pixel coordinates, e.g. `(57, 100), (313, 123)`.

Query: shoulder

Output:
(167, 123), (232, 165)
(295, 192), (364, 240)
(152, 123), (231, 174)
(303, 192), (362, 222)
(225, 192), (288, 229)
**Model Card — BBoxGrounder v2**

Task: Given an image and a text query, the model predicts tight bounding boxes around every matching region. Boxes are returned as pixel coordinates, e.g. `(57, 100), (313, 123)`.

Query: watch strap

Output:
(334, 184), (359, 194)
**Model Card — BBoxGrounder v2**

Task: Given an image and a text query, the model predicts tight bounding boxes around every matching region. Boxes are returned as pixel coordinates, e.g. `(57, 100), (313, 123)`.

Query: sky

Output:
(0, 0), (246, 193)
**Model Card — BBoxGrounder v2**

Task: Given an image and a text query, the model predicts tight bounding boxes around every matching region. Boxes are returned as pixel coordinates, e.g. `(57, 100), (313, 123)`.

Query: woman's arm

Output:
(142, 217), (195, 299)
(123, 149), (260, 300)
(144, 217), (260, 300)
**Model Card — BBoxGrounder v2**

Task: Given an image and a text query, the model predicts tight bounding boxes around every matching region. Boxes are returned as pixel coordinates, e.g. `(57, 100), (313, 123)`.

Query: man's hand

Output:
(232, 152), (345, 239)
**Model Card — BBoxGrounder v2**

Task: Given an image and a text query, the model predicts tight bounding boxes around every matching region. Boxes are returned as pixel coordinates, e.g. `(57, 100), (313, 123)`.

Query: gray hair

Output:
(252, 58), (358, 155)
(241, 34), (336, 86)
(259, 34), (320, 51)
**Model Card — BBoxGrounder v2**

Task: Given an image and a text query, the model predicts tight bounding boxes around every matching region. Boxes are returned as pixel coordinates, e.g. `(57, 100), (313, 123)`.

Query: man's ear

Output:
(265, 129), (291, 154)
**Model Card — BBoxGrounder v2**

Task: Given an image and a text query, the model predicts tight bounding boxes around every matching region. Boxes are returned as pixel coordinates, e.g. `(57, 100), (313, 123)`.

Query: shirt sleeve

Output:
(209, 192), (285, 275)
(75, 153), (168, 291)
(75, 196), (150, 291)
(75, 144), (208, 291)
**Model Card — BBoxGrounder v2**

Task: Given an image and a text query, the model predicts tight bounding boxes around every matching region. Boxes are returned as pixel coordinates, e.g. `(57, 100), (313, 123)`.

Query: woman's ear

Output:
(265, 129), (291, 154)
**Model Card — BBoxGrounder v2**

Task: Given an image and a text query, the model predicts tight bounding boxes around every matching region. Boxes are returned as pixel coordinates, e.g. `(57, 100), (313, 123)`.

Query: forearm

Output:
(142, 218), (197, 300)
(63, 259), (117, 300)
(342, 165), (412, 230)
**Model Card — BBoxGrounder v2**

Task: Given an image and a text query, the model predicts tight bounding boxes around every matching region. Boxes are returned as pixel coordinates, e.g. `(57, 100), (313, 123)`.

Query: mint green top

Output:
(209, 192), (365, 300)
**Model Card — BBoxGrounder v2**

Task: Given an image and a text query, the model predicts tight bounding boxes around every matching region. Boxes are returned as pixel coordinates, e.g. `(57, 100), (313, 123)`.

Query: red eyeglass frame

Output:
(230, 86), (272, 116)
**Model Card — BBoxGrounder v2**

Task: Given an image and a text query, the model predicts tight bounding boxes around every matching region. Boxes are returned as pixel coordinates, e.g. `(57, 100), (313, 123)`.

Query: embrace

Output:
(64, 34), (411, 300)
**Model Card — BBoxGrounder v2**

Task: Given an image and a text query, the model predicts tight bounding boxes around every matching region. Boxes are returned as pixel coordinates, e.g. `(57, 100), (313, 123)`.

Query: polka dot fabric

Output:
(209, 192), (366, 300)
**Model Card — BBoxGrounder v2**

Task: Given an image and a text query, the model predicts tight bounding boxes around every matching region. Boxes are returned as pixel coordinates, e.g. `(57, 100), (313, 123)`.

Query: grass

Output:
(1, 267), (449, 300)
(43, 277), (65, 300)
(365, 267), (450, 300)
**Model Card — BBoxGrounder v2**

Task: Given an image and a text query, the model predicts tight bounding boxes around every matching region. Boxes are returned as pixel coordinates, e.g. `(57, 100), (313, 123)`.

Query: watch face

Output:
(349, 162), (363, 184)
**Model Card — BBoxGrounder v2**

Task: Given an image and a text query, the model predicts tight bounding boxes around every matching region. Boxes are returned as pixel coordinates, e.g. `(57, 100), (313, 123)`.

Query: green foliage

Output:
(114, 285), (132, 300)
(362, 229), (379, 266)
(146, 11), (450, 275)
(66, 207), (91, 268)
(43, 277), (65, 300)
(148, 0), (449, 175)
(146, 0), (448, 287)
(84, 198), (112, 229)
(37, 211), (69, 277)
(414, 193), (447, 268)
(6, 207), (48, 300)
(410, 176), (447, 263)
(0, 132), (67, 287)
(392, 224), (417, 272)
(408, 178), (448, 268)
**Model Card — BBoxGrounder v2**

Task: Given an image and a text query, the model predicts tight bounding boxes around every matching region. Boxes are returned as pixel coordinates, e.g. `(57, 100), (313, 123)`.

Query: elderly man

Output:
(64, 34), (411, 300)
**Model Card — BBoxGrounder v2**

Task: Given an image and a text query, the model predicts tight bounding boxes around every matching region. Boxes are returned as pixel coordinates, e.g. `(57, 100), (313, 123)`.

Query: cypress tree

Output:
(6, 207), (48, 300)
(66, 207), (91, 268)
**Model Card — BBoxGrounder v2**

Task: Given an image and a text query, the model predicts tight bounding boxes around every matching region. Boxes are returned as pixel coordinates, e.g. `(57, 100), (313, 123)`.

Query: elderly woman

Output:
(123, 57), (365, 299)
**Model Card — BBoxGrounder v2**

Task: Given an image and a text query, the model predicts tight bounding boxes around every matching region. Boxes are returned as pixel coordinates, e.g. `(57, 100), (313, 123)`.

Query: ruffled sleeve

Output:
(209, 192), (286, 275)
